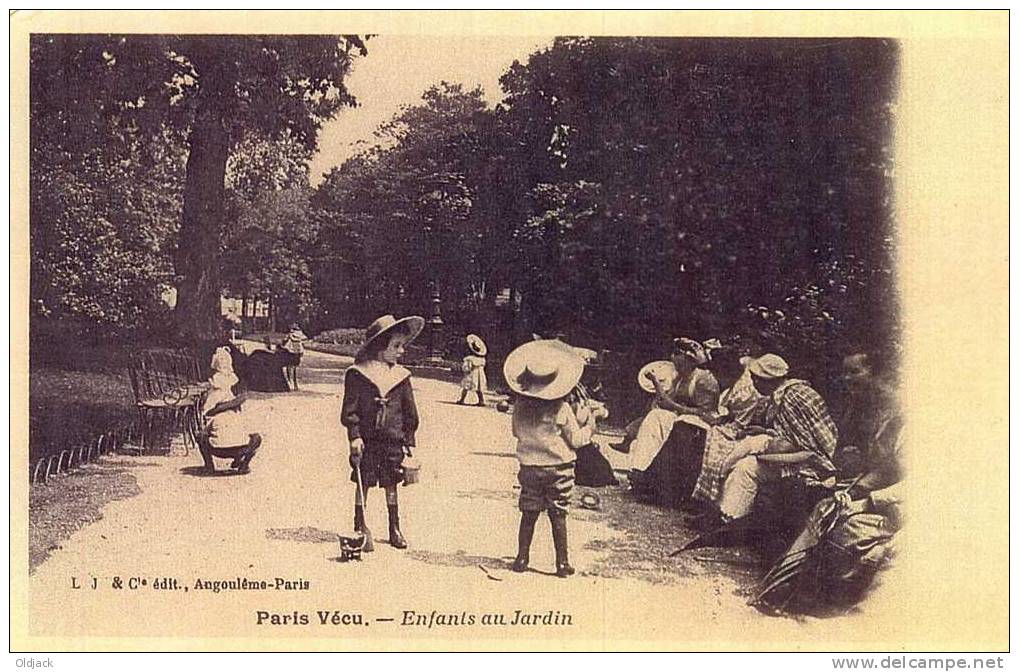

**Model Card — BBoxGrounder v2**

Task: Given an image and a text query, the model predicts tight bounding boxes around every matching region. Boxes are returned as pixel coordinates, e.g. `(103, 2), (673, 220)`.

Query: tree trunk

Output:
(174, 61), (231, 342)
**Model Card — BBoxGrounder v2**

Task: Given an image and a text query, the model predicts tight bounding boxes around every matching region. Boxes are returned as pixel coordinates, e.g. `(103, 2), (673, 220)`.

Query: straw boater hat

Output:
(357, 314), (425, 358)
(466, 333), (487, 356)
(503, 339), (585, 400)
(747, 353), (790, 380)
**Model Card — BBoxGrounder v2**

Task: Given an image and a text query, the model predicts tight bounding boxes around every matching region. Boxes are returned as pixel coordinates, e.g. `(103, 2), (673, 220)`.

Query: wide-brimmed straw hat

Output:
(357, 314), (425, 359)
(637, 360), (678, 393)
(503, 339), (585, 400)
(748, 353), (790, 380)
(466, 333), (487, 356)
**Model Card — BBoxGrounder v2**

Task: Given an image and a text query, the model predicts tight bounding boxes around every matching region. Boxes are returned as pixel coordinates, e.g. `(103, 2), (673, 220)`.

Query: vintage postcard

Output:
(9, 10), (1009, 652)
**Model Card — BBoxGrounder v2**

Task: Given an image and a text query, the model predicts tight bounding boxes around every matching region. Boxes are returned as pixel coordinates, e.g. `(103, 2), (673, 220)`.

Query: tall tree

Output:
(314, 83), (493, 324)
(30, 34), (368, 340)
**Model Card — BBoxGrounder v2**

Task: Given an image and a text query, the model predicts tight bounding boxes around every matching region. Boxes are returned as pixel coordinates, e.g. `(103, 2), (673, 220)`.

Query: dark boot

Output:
(354, 505), (374, 552)
(550, 514), (575, 577)
(513, 511), (539, 572)
(388, 504), (407, 549)
(456, 390), (468, 405)
(475, 390), (486, 407)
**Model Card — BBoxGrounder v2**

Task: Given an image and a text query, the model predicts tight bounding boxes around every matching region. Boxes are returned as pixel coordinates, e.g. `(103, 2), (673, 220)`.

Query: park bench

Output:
(126, 349), (206, 454)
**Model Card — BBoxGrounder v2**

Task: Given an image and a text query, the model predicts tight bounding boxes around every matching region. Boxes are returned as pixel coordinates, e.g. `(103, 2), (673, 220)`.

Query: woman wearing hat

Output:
(456, 334), (488, 407)
(716, 353), (839, 523)
(341, 314), (424, 550)
(619, 337), (721, 492)
(504, 340), (597, 578)
(691, 352), (768, 509)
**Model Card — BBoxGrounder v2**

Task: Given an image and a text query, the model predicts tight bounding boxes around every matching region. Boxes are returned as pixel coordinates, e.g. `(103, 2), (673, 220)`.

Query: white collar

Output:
(349, 360), (411, 397)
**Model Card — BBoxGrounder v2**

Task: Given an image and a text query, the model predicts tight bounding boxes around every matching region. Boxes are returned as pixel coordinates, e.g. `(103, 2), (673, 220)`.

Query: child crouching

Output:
(504, 339), (595, 577)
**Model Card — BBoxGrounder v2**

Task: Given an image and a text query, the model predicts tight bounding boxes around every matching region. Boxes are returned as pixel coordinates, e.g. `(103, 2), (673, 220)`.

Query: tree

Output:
(221, 134), (320, 328)
(313, 83), (496, 325)
(30, 34), (368, 340)
(30, 124), (185, 331)
(497, 37), (898, 371)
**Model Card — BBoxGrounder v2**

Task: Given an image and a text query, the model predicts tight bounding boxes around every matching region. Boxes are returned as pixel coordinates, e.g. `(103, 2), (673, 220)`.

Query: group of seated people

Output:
(612, 337), (903, 613)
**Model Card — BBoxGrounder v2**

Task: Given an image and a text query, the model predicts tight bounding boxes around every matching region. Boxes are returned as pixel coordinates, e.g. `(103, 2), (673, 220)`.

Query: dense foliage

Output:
(315, 38), (899, 385)
(30, 34), (367, 338)
(31, 35), (898, 391)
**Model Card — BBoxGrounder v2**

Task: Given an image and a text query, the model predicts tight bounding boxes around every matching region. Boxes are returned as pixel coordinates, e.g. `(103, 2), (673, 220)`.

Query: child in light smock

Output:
(503, 339), (596, 578)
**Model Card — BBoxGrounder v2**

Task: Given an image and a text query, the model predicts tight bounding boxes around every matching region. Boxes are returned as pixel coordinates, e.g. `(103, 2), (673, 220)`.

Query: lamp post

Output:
(426, 282), (445, 365)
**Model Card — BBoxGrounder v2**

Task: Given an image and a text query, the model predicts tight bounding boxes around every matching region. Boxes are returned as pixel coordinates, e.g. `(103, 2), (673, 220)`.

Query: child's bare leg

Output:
(385, 485), (407, 549)
(513, 511), (540, 572)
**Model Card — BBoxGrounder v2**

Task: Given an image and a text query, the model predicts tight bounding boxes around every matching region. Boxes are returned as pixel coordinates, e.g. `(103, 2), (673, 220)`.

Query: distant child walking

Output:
(341, 314), (424, 551)
(503, 339), (596, 577)
(456, 333), (488, 407)
(281, 323), (308, 391)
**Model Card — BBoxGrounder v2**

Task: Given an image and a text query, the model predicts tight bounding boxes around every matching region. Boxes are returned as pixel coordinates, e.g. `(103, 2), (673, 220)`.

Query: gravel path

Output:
(27, 348), (890, 648)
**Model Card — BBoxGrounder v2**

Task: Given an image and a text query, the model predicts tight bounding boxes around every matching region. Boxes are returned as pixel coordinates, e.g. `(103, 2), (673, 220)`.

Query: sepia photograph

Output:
(9, 10), (1009, 653)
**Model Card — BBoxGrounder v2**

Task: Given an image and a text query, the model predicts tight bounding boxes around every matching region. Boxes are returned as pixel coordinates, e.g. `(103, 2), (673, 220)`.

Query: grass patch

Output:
(29, 457), (148, 573)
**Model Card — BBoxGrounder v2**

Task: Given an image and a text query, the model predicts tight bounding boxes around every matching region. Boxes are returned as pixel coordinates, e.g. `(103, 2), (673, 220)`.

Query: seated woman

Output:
(239, 346), (290, 393)
(691, 352), (768, 509)
(198, 349), (261, 473)
(715, 354), (839, 524)
(753, 387), (903, 616)
(619, 337), (721, 491)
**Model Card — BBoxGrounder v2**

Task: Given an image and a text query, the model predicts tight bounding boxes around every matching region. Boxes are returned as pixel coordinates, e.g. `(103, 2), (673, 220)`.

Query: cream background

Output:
(8, 10), (1009, 651)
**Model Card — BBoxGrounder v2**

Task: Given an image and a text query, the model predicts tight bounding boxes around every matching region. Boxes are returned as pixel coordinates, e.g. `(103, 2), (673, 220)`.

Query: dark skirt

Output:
(642, 422), (707, 508)
(575, 443), (618, 487)
(238, 350), (289, 392)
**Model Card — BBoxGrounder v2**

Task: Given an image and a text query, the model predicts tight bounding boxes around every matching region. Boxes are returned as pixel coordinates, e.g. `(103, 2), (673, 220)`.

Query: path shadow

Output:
(454, 483), (763, 589)
(178, 466), (248, 478)
(405, 549), (552, 577)
(272, 389), (336, 399)
(266, 526), (342, 544)
(405, 546), (517, 575)
(433, 400), (492, 408)
(469, 451), (516, 459)
(454, 488), (517, 503)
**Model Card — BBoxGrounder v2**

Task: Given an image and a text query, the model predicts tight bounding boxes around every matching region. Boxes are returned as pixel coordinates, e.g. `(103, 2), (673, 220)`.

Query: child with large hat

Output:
(456, 334), (488, 406)
(503, 339), (597, 577)
(341, 314), (424, 550)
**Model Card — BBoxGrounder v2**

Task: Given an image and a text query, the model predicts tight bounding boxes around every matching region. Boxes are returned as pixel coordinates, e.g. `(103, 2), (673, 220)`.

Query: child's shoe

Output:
(550, 514), (574, 578)
(388, 504), (408, 549)
(389, 526), (407, 549)
(360, 527), (375, 552)
(354, 505), (375, 552)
